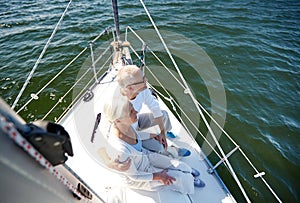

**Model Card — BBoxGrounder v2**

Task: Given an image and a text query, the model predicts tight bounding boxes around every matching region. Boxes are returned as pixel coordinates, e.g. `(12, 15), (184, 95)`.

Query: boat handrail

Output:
(89, 42), (99, 83)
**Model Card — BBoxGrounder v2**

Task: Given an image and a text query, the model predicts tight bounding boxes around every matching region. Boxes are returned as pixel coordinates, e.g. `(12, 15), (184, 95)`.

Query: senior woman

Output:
(103, 90), (205, 194)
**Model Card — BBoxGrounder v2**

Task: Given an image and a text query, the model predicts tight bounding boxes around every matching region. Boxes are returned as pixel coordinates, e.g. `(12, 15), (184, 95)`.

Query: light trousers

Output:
(137, 110), (172, 152)
(126, 152), (194, 194)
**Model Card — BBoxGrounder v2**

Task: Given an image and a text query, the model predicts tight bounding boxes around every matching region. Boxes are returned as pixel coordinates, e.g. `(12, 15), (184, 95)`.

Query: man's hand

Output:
(153, 132), (168, 149)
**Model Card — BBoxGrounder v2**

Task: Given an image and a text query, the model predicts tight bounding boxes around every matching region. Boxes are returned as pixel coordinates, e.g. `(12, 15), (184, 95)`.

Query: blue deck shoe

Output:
(177, 148), (191, 157)
(191, 168), (200, 177)
(194, 177), (205, 188)
(166, 131), (176, 138)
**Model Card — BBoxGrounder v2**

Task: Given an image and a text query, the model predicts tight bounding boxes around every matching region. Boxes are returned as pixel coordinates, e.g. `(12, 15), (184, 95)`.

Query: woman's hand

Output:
(110, 156), (131, 171)
(153, 169), (176, 185)
(98, 148), (131, 172)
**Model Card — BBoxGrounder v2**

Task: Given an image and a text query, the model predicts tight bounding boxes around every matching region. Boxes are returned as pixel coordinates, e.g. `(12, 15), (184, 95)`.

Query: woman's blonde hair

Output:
(103, 86), (129, 122)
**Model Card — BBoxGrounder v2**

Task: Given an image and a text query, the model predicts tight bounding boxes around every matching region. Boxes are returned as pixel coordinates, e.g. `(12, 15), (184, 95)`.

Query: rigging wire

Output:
(193, 84), (282, 201)
(126, 26), (281, 202)
(48, 48), (113, 122)
(125, 26), (186, 90)
(139, 0), (251, 201)
(16, 47), (87, 114)
(127, 44), (222, 159)
(10, 0), (282, 200)
(125, 27), (282, 202)
(15, 28), (111, 115)
(12, 0), (73, 110)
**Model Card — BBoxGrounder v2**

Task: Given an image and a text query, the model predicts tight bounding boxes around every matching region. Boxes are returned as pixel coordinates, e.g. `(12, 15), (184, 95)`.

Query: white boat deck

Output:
(60, 65), (235, 203)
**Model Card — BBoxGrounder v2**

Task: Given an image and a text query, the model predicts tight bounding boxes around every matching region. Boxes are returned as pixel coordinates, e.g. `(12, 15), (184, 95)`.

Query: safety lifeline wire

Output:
(12, 0), (73, 110)
(139, 0), (251, 202)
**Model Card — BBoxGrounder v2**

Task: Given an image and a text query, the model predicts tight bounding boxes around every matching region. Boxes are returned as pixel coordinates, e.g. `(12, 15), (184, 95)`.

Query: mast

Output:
(111, 0), (121, 41)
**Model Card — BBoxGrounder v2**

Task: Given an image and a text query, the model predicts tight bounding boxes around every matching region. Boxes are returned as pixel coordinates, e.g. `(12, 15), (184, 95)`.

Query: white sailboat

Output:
(0, 0), (281, 202)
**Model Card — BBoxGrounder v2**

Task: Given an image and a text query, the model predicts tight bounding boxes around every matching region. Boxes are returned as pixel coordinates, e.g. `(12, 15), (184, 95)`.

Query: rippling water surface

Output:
(1, 0), (299, 202)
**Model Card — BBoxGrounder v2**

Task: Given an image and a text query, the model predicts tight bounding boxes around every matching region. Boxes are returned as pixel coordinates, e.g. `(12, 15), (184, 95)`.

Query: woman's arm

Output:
(98, 147), (131, 171)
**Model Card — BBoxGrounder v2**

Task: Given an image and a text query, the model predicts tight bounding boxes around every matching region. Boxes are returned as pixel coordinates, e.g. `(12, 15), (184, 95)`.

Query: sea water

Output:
(0, 0), (299, 202)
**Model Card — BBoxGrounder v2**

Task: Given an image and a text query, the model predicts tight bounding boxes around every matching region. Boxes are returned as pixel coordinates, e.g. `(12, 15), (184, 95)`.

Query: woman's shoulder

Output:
(107, 136), (132, 161)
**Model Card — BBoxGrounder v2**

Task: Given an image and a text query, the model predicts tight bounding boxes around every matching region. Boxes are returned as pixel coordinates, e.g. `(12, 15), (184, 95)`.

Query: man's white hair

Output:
(117, 65), (141, 88)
